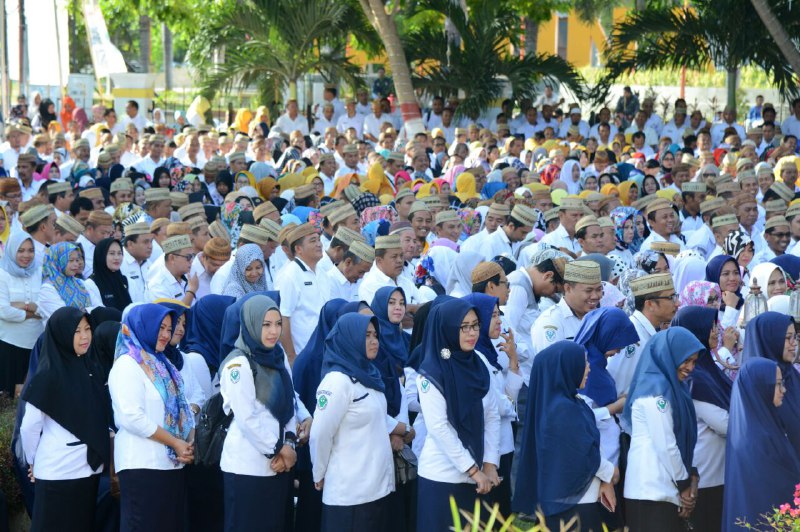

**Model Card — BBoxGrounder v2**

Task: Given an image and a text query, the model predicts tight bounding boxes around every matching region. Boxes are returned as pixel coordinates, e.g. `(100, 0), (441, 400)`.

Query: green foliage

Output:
(187, 0), (376, 103)
(402, 0), (586, 120)
(0, 396), (23, 516)
(449, 496), (572, 532)
(594, 0), (799, 105)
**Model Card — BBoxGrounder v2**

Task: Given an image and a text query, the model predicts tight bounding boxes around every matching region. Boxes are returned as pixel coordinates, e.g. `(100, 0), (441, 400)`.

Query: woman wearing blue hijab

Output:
(514, 341), (617, 530)
(705, 255), (744, 329)
(742, 311), (800, 449)
(291, 298), (347, 532)
(415, 299), (499, 531)
(182, 294), (236, 397)
(671, 306), (732, 532)
(310, 313), (397, 531)
(623, 327), (703, 532)
(461, 292), (523, 517)
(218, 290), (281, 365)
(218, 296), (296, 532)
(370, 287), (411, 419)
(722, 358), (800, 531)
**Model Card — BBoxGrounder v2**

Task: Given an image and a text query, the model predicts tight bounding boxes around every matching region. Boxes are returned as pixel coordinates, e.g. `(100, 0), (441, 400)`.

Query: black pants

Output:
(544, 502), (613, 532)
(484, 452), (513, 520)
(625, 498), (684, 532)
(293, 469), (322, 532)
(185, 464), (225, 532)
(417, 477), (487, 532)
(223, 472), (291, 532)
(321, 495), (389, 532)
(31, 474), (99, 532)
(119, 468), (186, 532)
(692, 485), (723, 532)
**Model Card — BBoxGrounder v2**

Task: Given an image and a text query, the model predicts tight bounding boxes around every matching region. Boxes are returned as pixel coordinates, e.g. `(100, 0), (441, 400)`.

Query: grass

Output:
(0, 395), (23, 517)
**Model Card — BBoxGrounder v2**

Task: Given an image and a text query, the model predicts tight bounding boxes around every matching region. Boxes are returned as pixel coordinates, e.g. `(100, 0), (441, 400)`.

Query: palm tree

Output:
(188, 0), (373, 102)
(596, 0), (799, 108)
(402, 0), (587, 121)
(749, 0), (800, 78)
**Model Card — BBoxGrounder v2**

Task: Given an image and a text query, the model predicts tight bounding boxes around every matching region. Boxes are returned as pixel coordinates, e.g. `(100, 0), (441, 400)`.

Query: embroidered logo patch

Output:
(545, 328), (556, 342)
(625, 344), (636, 358)
(317, 395), (329, 410)
(420, 378), (430, 393)
(656, 397), (667, 412)
(230, 369), (240, 384)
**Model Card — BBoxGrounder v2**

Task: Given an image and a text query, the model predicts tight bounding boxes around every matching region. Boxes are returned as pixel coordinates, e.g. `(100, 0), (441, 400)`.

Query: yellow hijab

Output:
(234, 171), (257, 190)
(601, 183), (619, 197)
(278, 172), (306, 191)
(361, 163), (394, 197)
(618, 181), (638, 206)
(417, 181), (440, 198)
(233, 108), (253, 133)
(0, 206), (9, 245)
(454, 172), (479, 202)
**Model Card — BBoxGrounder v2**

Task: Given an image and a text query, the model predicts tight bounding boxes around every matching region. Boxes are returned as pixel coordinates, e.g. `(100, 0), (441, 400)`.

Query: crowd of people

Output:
(0, 82), (799, 532)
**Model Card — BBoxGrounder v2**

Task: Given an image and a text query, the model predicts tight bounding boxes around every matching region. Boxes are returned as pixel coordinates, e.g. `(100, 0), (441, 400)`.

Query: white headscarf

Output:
(672, 255), (706, 297)
(751, 262), (787, 299)
(445, 251), (483, 297)
(559, 160), (582, 195)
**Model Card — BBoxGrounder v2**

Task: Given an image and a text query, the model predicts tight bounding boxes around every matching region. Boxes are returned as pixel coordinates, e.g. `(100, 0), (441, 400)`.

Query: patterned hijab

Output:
(43, 242), (90, 309)
(222, 243), (267, 298)
(680, 280), (721, 308)
(609, 206), (641, 251)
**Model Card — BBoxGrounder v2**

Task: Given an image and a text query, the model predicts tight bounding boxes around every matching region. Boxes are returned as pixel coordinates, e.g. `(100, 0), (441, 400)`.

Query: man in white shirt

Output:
(121, 222), (154, 303)
(710, 106), (746, 148)
(481, 204), (538, 263)
(358, 235), (421, 309)
(313, 104), (337, 136)
(781, 97), (800, 140)
(661, 107), (691, 147)
(750, 216), (791, 268)
(679, 182), (707, 234)
(334, 144), (365, 178)
(608, 273), (677, 398)
(540, 197), (585, 256)
(363, 99), (392, 143)
(316, 153), (338, 195)
(134, 134), (166, 177)
(274, 100), (309, 136)
(1, 123), (24, 177)
(625, 111), (659, 148)
(315, 86), (345, 123)
(147, 235), (200, 306)
(558, 106), (590, 139)
(327, 240), (374, 302)
(757, 121), (780, 157)
(641, 98), (664, 137)
(640, 198), (685, 252)
(77, 211), (114, 277)
(189, 236), (231, 300)
(121, 100), (147, 133)
(336, 99), (363, 138)
(461, 203), (509, 254)
(515, 107), (543, 140)
(20, 204), (55, 264)
(588, 108), (618, 141)
(533, 85), (561, 108)
(14, 152), (41, 201)
(276, 224), (332, 362)
(423, 96), (445, 131)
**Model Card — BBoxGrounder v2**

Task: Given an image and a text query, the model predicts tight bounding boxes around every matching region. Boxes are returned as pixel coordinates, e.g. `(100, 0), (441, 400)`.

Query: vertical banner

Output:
(82, 0), (127, 79)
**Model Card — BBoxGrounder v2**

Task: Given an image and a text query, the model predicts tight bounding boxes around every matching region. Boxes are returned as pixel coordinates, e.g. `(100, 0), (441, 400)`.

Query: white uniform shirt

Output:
(363, 113), (390, 140)
(120, 249), (151, 303)
(0, 267), (43, 349)
(639, 231), (685, 253)
(416, 375), (500, 484)
(607, 311), (656, 401)
(310, 371), (395, 506)
(358, 265), (421, 306)
(276, 258), (332, 353)
(481, 228), (521, 262)
(20, 403), (104, 480)
(275, 113), (309, 136)
(336, 113), (363, 137)
(219, 354), (297, 477)
(476, 350), (523, 455)
(189, 254), (214, 300)
(326, 266), (361, 302)
(539, 224), (581, 255)
(76, 235), (96, 278)
(530, 297), (583, 357)
(147, 268), (188, 301)
(692, 400), (728, 489)
(459, 228), (491, 255)
(623, 396), (689, 505)
(502, 269), (543, 384)
(134, 156), (166, 178)
(108, 355), (185, 472)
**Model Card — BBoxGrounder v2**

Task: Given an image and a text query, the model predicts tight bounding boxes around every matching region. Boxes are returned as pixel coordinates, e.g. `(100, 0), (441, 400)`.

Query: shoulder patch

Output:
(229, 368), (241, 384)
(625, 344), (637, 358)
(420, 378), (431, 393)
(545, 328), (557, 342)
(656, 396), (667, 412)
(317, 395), (329, 410)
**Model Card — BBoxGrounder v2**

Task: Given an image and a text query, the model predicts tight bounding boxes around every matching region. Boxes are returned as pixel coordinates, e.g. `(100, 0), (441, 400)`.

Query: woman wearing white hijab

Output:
(446, 251), (483, 297)
(559, 160), (582, 195)
(750, 262), (788, 299)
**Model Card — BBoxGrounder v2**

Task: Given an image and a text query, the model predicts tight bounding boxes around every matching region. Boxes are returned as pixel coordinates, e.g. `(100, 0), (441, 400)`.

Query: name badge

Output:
(304, 282), (313, 286)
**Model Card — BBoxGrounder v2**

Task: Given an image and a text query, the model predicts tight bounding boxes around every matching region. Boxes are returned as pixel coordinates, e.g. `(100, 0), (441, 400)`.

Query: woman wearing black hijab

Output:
(86, 238), (132, 312)
(19, 307), (111, 532)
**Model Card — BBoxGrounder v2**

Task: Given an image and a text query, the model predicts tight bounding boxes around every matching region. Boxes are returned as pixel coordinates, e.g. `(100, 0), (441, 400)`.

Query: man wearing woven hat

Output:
(706, 208), (742, 260)
(640, 198), (684, 253)
(148, 234), (200, 305)
(732, 192), (767, 255)
(317, 226), (362, 274)
(108, 179), (134, 213)
(461, 203), (509, 255)
(142, 188), (173, 224)
(16, 152), (40, 201)
(134, 134), (166, 177)
(327, 239), (374, 302)
(575, 215), (605, 256)
(482, 204), (537, 263)
(53, 214), (84, 244)
(46, 181), (74, 217)
(608, 273), (677, 398)
(189, 236), (232, 299)
(335, 144), (365, 178)
(531, 260), (602, 355)
(432, 210), (462, 245)
(77, 211), (114, 277)
(275, 223), (331, 361)
(678, 182), (706, 233)
(317, 153), (337, 195)
(751, 216), (791, 267)
(121, 222), (154, 302)
(20, 204), (55, 262)
(539, 197), (584, 255)
(358, 234), (421, 309)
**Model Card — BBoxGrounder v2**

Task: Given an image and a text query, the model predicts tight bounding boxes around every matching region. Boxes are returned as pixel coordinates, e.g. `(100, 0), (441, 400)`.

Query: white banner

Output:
(82, 0), (127, 78)
(5, 0), (70, 86)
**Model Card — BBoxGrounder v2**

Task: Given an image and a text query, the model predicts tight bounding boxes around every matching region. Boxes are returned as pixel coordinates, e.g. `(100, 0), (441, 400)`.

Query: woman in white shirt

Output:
(0, 230), (43, 396)
(218, 295), (297, 532)
(622, 327), (703, 532)
(182, 294), (237, 398)
(415, 298), (501, 531)
(85, 237), (132, 312)
(461, 293), (523, 517)
(513, 340), (617, 530)
(671, 307), (732, 532)
(38, 241), (92, 322)
(310, 312), (396, 531)
(109, 303), (195, 532)
(20, 307), (110, 532)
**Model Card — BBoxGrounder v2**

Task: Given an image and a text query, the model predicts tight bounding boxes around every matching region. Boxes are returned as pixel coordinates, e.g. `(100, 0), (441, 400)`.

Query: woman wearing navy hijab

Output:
(671, 306), (732, 532)
(705, 255), (743, 329)
(741, 311), (800, 449)
(182, 294), (236, 398)
(722, 358), (800, 531)
(513, 340), (617, 530)
(461, 292), (523, 518)
(310, 313), (397, 531)
(623, 327), (703, 532)
(415, 298), (500, 531)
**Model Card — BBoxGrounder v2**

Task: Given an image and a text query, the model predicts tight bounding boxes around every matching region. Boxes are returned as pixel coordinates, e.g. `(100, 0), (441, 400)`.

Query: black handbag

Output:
(393, 444), (418, 485)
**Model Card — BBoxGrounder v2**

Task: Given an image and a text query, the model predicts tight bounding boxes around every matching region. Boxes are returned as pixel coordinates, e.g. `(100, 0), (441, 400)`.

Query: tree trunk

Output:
(749, 0), (800, 76)
(635, 0), (646, 11)
(726, 67), (738, 109)
(523, 17), (539, 57)
(162, 22), (172, 91)
(357, 0), (424, 136)
(139, 14), (151, 73)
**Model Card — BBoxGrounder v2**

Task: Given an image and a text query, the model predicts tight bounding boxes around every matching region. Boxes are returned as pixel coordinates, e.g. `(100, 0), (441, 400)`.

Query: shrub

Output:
(0, 396), (23, 516)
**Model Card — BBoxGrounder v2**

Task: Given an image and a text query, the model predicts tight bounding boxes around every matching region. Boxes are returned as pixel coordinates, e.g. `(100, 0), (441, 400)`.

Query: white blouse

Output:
(0, 268), (43, 348)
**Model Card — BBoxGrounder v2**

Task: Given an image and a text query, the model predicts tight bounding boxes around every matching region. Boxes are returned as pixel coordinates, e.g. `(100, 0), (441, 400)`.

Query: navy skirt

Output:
(417, 477), (486, 531)
(118, 468), (186, 532)
(321, 494), (390, 532)
(31, 474), (100, 532)
(223, 472), (291, 532)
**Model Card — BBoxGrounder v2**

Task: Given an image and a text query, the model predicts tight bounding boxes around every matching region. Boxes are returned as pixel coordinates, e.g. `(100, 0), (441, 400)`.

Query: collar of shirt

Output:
(328, 265), (352, 286)
(632, 310), (658, 338)
(557, 296), (580, 319)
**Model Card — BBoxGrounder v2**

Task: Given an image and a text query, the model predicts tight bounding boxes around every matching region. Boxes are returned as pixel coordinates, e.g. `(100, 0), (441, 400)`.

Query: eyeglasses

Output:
(784, 334), (800, 344)
(702, 173), (716, 178)
(776, 379), (787, 392)
(459, 322), (481, 333)
(649, 293), (679, 303)
(175, 253), (196, 261)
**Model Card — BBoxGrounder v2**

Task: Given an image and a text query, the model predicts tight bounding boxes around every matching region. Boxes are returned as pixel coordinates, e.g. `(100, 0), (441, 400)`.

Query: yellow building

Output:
(531, 8), (628, 67)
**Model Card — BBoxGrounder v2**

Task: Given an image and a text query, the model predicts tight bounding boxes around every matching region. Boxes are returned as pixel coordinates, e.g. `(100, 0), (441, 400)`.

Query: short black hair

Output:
(535, 258), (563, 285)
(69, 196), (93, 216)
(127, 100), (139, 110)
(472, 273), (502, 294)
(48, 190), (69, 204)
(295, 195), (314, 207)
(329, 236), (349, 251)
(103, 108), (115, 118)
(631, 131), (645, 141)
(341, 249), (362, 264)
